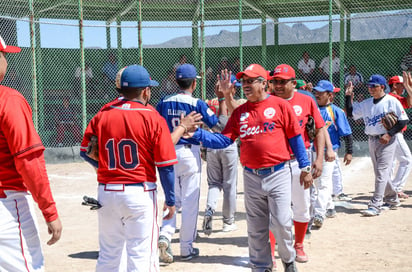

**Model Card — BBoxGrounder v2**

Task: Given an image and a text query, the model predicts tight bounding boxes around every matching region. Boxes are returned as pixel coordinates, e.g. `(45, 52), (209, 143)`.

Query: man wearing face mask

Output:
(80, 64), (178, 271)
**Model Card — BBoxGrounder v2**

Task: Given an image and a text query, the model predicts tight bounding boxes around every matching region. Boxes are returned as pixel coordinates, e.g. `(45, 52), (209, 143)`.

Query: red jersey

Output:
(389, 92), (409, 109)
(287, 92), (325, 148)
(81, 99), (178, 184)
(0, 85), (57, 221)
(389, 92), (409, 132)
(221, 95), (301, 169)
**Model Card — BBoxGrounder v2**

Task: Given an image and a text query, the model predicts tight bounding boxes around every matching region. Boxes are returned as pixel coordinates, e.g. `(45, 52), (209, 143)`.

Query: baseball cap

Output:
(119, 65), (159, 88)
(333, 87), (341, 93)
(313, 80), (334, 92)
(176, 64), (201, 79)
(296, 79), (307, 90)
(230, 75), (241, 87)
(0, 35), (21, 53)
(236, 64), (267, 80)
(368, 74), (386, 86)
(388, 75), (403, 85)
(269, 64), (296, 80)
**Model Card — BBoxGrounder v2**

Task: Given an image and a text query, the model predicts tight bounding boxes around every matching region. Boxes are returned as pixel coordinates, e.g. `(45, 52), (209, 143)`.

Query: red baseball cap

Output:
(333, 87), (340, 93)
(388, 76), (403, 85)
(236, 64), (267, 80)
(0, 35), (21, 53)
(270, 64), (296, 80)
(267, 70), (274, 80)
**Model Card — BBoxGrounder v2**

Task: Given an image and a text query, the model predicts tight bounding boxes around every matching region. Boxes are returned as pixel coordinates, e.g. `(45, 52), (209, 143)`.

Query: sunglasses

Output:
(367, 83), (381, 88)
(240, 78), (261, 85)
(269, 79), (291, 85)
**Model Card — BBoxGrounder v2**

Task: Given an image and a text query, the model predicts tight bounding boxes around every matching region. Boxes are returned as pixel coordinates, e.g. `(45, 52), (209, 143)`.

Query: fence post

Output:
(137, 0), (143, 65)
(78, 0), (87, 132)
(28, 0), (38, 130)
(238, 0), (243, 98)
(261, 14), (267, 68)
(328, 0), (333, 82)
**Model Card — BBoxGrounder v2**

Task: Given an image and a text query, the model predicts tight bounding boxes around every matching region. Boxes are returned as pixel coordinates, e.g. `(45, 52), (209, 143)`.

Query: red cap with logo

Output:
(388, 76), (403, 85)
(0, 35), (21, 53)
(270, 64), (296, 80)
(236, 64), (268, 80)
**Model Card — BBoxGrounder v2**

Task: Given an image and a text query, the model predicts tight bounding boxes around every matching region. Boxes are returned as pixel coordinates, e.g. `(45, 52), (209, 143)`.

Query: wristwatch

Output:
(300, 165), (311, 174)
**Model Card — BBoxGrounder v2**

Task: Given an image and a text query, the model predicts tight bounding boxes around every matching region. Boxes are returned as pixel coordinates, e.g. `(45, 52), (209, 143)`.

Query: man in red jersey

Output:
(269, 64), (330, 263)
(387, 73), (412, 199)
(0, 34), (62, 271)
(80, 65), (178, 271)
(191, 64), (312, 272)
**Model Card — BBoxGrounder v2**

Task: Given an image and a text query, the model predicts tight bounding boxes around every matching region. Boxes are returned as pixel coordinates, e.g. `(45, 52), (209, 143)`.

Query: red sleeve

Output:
(154, 115), (178, 167)
(221, 108), (240, 141)
(14, 150), (58, 222)
(80, 116), (98, 153)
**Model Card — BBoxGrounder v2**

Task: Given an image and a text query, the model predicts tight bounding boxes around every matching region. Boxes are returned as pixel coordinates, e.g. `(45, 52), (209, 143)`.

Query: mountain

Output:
(144, 12), (412, 48)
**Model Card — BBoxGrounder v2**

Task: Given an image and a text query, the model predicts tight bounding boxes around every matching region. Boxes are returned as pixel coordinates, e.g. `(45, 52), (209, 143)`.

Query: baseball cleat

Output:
(325, 208), (337, 218)
(158, 235), (173, 263)
(337, 193), (352, 201)
(222, 223), (237, 232)
(203, 208), (214, 236)
(313, 215), (323, 228)
(294, 243), (309, 263)
(380, 202), (401, 210)
(398, 191), (409, 200)
(361, 208), (380, 216)
(181, 247), (199, 261)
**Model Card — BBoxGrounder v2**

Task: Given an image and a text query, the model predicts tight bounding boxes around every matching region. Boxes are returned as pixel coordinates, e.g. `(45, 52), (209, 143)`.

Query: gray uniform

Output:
(206, 142), (238, 225)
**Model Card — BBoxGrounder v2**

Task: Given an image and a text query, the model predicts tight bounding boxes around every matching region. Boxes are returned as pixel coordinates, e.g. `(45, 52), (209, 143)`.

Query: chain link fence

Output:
(1, 0), (411, 147)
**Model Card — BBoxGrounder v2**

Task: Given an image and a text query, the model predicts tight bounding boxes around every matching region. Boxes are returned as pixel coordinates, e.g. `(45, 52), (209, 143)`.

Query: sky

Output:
(15, 16), (331, 49)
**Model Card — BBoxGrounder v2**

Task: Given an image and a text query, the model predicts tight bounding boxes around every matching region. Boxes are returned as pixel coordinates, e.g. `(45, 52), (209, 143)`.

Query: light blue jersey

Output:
(319, 104), (352, 150)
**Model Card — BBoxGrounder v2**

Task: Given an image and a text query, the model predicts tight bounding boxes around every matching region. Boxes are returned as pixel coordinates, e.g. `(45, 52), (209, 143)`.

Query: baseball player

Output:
(156, 64), (225, 263)
(0, 34), (62, 271)
(345, 74), (408, 216)
(329, 87), (353, 202)
(312, 80), (353, 223)
(202, 75), (242, 235)
(193, 64), (313, 272)
(80, 65), (178, 272)
(387, 73), (412, 199)
(269, 64), (327, 263)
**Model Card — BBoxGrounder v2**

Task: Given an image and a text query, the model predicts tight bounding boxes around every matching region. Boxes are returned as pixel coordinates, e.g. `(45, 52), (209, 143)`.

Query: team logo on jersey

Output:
(263, 107), (276, 119)
(207, 108), (215, 116)
(122, 103), (131, 109)
(240, 112), (250, 122)
(293, 105), (303, 116)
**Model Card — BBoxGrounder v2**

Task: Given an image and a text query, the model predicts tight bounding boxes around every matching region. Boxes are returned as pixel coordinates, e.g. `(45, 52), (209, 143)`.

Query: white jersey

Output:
(297, 58), (316, 74)
(352, 94), (409, 136)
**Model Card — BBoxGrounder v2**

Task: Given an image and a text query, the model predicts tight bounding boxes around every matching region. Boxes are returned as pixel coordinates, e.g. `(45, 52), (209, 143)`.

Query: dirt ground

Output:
(37, 157), (412, 272)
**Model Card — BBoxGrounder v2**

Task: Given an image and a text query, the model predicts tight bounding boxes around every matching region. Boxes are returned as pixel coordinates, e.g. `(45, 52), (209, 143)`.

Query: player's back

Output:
(93, 99), (168, 183)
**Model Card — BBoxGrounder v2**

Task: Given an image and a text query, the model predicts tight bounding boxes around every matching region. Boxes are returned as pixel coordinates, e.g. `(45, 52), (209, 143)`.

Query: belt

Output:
(99, 183), (143, 187)
(369, 134), (383, 139)
(244, 162), (285, 176)
(184, 144), (192, 148)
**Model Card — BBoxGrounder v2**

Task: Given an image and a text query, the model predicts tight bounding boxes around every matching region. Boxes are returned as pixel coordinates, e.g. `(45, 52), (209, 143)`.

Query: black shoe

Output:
(283, 261), (298, 272)
(181, 248), (199, 261)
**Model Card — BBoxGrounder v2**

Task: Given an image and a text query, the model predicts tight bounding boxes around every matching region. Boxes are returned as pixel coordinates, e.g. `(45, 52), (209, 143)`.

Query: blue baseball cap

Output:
(230, 75), (242, 87)
(120, 65), (159, 88)
(176, 64), (201, 79)
(368, 74), (386, 86)
(313, 80), (334, 92)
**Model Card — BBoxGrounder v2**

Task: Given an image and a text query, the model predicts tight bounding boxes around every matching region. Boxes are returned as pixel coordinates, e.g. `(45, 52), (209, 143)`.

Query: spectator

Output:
(102, 53), (118, 85)
(344, 65), (364, 90)
(55, 97), (82, 147)
(297, 51), (316, 84)
(160, 69), (178, 98)
(73, 62), (94, 97)
(232, 57), (242, 74)
(216, 57), (232, 73)
(400, 44), (412, 71)
(319, 48), (345, 86)
(173, 54), (187, 71)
